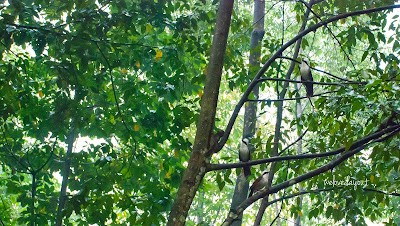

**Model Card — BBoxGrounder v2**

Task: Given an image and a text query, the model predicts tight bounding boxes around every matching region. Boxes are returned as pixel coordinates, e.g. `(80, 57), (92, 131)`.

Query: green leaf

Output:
(361, 51), (369, 62)
(216, 173), (225, 191)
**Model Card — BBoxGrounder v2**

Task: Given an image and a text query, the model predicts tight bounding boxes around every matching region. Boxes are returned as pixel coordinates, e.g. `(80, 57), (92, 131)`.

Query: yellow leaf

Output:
(121, 68), (128, 74)
(134, 124), (140, 131)
(333, 204), (339, 209)
(257, 130), (262, 137)
(136, 61), (140, 68)
(166, 171), (171, 179)
(204, 67), (207, 75)
(297, 210), (303, 217)
(198, 91), (203, 98)
(38, 91), (44, 98)
(227, 49), (230, 53)
(110, 115), (116, 125)
(146, 24), (151, 33)
(160, 161), (163, 170)
(155, 50), (163, 58)
(370, 175), (374, 183)
(174, 150), (179, 158)
(18, 101), (21, 108)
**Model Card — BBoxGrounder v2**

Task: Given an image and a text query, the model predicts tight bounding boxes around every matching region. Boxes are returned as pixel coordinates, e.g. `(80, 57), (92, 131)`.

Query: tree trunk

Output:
(229, 0), (264, 225)
(30, 172), (36, 226)
(254, 1), (314, 224)
(55, 127), (75, 226)
(167, 1), (234, 225)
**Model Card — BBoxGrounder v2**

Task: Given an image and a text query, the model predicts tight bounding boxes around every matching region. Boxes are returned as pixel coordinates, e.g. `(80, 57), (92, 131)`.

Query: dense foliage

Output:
(0, 0), (399, 225)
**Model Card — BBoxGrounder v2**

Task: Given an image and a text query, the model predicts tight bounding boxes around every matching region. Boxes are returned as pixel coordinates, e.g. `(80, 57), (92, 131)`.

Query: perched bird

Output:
(249, 171), (269, 198)
(239, 138), (251, 177)
(299, 58), (313, 97)
(299, 58), (315, 108)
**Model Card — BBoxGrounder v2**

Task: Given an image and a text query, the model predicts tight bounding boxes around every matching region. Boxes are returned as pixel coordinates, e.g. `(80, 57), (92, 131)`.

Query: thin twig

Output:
(278, 129), (308, 156)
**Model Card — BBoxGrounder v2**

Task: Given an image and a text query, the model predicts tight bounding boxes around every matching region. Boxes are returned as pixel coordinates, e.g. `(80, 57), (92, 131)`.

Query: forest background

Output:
(0, 0), (400, 225)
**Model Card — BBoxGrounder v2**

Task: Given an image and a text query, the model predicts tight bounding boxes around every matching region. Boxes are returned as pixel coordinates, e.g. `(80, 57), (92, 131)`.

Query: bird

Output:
(249, 171), (269, 198)
(239, 138), (251, 177)
(299, 58), (313, 97)
(299, 58), (315, 108)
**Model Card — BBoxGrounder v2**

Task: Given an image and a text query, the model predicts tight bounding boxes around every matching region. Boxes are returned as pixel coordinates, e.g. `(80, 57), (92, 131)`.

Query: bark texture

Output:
(167, 1), (234, 225)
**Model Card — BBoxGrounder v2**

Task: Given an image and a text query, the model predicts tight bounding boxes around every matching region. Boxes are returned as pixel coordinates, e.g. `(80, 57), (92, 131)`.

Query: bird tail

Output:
(243, 166), (251, 177)
(305, 84), (313, 98)
(307, 96), (315, 109)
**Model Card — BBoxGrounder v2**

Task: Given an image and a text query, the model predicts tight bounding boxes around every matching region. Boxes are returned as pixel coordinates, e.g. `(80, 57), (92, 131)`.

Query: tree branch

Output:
(363, 188), (400, 197)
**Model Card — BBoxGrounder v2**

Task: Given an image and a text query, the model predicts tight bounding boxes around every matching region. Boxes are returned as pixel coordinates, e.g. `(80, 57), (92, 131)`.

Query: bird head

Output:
(242, 138), (249, 145)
